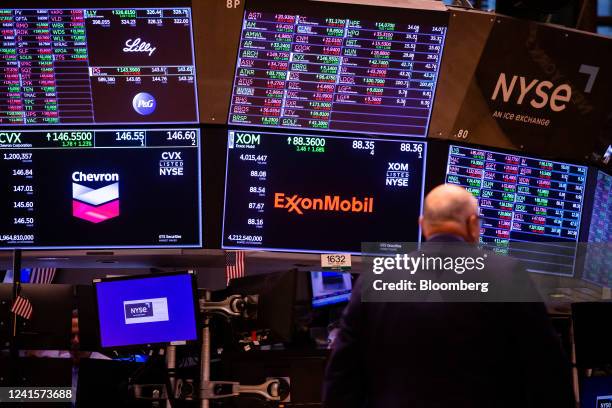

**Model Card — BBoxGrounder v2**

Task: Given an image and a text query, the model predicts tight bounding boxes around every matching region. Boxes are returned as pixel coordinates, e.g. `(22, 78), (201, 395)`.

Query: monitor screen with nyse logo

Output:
(222, 129), (427, 253)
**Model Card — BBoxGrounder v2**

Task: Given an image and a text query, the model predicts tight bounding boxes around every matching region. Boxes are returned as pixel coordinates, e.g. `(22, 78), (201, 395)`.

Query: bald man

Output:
(419, 184), (480, 243)
(323, 184), (574, 408)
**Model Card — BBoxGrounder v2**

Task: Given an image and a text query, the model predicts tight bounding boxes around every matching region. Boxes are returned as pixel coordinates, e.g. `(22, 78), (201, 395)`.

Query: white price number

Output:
(400, 143), (423, 158)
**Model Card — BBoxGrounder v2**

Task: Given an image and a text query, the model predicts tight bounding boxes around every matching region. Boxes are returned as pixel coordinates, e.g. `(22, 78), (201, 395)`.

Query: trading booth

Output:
(0, 0), (610, 407)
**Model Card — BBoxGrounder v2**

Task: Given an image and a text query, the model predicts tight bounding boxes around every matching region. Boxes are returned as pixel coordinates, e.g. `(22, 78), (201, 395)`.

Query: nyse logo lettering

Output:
(274, 193), (374, 215)
(386, 162), (409, 187)
(597, 396), (612, 408)
(123, 298), (169, 325)
(160, 151), (184, 176)
(132, 92), (156, 115)
(491, 73), (571, 112)
(125, 302), (153, 318)
(72, 172), (120, 224)
(123, 38), (157, 56)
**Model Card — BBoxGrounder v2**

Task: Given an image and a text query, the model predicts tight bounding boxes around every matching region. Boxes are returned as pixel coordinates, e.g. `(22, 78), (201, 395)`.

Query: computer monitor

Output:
(582, 170), (612, 287)
(228, 0), (448, 137)
(94, 272), (199, 349)
(0, 7), (198, 125)
(0, 284), (74, 350)
(223, 130), (428, 253)
(226, 270), (299, 343)
(446, 144), (588, 277)
(580, 375), (612, 408)
(310, 272), (352, 308)
(0, 128), (202, 249)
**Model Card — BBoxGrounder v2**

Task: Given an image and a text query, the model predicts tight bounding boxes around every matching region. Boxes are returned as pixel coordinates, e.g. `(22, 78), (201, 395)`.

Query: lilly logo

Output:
(123, 38), (156, 56)
(71, 171), (120, 224)
(132, 92), (156, 115)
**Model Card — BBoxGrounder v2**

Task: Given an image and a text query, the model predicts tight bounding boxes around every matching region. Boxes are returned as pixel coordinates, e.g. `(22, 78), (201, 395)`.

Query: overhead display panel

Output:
(446, 145), (588, 277)
(223, 129), (427, 253)
(582, 170), (612, 287)
(0, 128), (202, 249)
(228, 0), (448, 137)
(0, 7), (198, 125)
(430, 12), (612, 166)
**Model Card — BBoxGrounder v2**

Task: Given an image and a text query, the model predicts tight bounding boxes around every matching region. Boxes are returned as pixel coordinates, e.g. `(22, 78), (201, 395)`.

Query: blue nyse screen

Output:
(95, 273), (198, 348)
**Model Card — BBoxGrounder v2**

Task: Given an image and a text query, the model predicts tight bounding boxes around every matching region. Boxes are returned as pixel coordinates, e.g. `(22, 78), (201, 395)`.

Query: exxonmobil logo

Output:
(274, 193), (374, 215)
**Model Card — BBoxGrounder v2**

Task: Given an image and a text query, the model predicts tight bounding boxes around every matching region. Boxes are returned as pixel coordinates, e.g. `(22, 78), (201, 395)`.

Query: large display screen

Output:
(446, 145), (588, 276)
(583, 171), (612, 287)
(95, 273), (198, 348)
(228, 1), (447, 136)
(0, 128), (201, 249)
(223, 130), (427, 253)
(0, 7), (198, 125)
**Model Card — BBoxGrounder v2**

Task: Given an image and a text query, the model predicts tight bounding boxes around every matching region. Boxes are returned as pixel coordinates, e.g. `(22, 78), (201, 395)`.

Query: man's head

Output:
(419, 184), (480, 243)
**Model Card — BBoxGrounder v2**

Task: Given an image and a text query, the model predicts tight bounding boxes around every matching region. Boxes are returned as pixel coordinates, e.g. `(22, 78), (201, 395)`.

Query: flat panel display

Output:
(583, 171), (612, 287)
(310, 271), (352, 308)
(228, 0), (448, 136)
(446, 145), (588, 276)
(0, 7), (198, 125)
(95, 273), (198, 348)
(0, 128), (201, 249)
(223, 129), (427, 253)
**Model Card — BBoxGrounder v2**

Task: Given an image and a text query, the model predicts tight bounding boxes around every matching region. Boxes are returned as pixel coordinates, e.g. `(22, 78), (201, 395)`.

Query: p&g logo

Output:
(132, 92), (156, 116)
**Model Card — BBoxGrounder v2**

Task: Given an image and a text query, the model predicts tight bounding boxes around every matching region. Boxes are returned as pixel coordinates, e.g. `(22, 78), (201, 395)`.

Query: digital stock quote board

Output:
(583, 171), (612, 287)
(446, 145), (588, 276)
(0, 129), (202, 249)
(223, 130), (427, 253)
(0, 7), (198, 125)
(228, 0), (448, 137)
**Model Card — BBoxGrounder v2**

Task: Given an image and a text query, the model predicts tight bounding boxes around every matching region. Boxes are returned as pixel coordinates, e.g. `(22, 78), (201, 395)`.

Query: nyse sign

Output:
(445, 13), (611, 164)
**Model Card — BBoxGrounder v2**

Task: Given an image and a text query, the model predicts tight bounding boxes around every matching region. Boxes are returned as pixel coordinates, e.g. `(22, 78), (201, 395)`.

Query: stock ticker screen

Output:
(0, 128), (202, 249)
(583, 171), (612, 286)
(222, 130), (427, 253)
(228, 2), (448, 137)
(0, 8), (198, 125)
(446, 145), (588, 276)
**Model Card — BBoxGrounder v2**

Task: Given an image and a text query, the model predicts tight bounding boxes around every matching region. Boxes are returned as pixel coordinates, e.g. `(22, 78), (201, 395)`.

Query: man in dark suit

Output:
(323, 184), (575, 408)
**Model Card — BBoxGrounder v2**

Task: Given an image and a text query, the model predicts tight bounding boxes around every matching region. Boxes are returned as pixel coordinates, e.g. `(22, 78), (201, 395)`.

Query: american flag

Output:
(29, 268), (56, 284)
(11, 295), (33, 320)
(225, 251), (245, 284)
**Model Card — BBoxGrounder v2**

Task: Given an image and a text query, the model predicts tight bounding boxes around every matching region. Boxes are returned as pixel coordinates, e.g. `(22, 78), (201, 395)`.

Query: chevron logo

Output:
(72, 176), (120, 224)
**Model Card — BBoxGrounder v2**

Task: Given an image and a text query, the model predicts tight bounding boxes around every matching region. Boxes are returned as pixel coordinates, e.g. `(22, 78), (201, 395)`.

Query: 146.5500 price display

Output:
(0, 128), (202, 249)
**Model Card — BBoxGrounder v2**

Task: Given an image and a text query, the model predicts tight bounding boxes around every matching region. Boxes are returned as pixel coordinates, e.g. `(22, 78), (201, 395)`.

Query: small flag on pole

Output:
(225, 251), (245, 284)
(11, 295), (33, 320)
(29, 268), (56, 284)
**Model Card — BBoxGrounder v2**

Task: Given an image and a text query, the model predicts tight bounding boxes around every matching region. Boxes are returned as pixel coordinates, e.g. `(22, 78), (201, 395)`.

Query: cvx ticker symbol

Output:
(132, 92), (156, 115)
